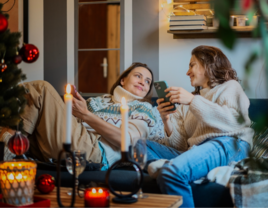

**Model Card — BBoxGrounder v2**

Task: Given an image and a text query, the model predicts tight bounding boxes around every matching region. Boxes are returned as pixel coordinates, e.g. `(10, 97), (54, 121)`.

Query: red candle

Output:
(84, 187), (110, 207)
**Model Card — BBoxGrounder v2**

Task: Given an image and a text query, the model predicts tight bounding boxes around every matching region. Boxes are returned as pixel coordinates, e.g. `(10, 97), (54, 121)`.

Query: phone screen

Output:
(71, 85), (78, 99)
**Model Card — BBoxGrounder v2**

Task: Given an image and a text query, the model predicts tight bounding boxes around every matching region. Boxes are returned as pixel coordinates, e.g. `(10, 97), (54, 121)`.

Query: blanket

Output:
(229, 158), (268, 208)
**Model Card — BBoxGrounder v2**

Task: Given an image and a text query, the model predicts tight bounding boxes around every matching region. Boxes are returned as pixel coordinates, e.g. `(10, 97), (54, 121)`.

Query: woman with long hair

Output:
(0, 62), (160, 170)
(146, 45), (253, 207)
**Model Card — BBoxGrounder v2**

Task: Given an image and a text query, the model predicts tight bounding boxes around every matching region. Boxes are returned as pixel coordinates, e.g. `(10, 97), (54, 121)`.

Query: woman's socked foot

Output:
(0, 127), (16, 161)
(148, 159), (169, 179)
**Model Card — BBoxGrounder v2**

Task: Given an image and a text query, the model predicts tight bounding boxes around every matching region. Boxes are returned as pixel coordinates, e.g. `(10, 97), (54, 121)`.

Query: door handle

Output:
(101, 57), (108, 78)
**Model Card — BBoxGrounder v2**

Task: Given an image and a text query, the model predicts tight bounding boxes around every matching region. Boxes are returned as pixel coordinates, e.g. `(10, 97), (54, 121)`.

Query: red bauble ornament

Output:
(7, 131), (29, 156)
(242, 0), (252, 10)
(0, 14), (8, 33)
(19, 44), (39, 63)
(13, 54), (22, 64)
(36, 174), (55, 194)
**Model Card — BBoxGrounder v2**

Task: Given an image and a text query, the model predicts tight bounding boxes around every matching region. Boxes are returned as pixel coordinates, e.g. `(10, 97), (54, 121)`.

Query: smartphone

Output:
(71, 85), (79, 99)
(154, 81), (176, 111)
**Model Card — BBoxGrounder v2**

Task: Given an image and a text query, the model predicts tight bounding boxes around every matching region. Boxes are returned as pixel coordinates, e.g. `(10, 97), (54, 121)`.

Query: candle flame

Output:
(66, 84), (71, 94)
(121, 97), (127, 106)
(92, 188), (96, 193)
(16, 173), (22, 180)
(99, 189), (103, 193)
(8, 173), (14, 180)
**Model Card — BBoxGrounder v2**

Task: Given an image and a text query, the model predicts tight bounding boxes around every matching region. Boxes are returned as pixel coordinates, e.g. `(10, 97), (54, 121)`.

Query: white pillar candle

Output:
(120, 97), (129, 152)
(64, 84), (73, 144)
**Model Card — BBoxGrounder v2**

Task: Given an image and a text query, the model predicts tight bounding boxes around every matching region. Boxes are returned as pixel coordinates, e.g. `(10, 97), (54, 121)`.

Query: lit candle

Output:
(84, 187), (110, 207)
(0, 161), (37, 206)
(120, 97), (129, 152)
(64, 84), (73, 144)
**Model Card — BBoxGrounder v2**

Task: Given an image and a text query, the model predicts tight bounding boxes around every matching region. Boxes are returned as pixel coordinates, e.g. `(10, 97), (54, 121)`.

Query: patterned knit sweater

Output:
(165, 80), (254, 152)
(83, 86), (161, 165)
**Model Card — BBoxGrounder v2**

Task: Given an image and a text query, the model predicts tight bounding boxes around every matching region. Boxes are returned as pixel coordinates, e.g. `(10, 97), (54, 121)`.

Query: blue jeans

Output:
(146, 136), (250, 208)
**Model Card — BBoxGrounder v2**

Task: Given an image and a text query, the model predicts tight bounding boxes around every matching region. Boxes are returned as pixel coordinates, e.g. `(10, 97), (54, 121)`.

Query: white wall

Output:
(159, 2), (267, 99)
(18, 0), (44, 82)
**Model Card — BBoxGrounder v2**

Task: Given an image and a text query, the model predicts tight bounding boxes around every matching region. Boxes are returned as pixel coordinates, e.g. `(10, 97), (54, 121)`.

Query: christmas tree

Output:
(0, 3), (27, 131)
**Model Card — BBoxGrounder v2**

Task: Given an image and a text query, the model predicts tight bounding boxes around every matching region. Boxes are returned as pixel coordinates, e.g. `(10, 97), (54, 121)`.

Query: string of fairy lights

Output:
(160, 0), (214, 21)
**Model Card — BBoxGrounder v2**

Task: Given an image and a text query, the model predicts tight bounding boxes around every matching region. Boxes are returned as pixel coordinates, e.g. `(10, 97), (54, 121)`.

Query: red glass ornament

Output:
(0, 14), (8, 33)
(19, 44), (39, 63)
(7, 131), (29, 156)
(36, 174), (55, 194)
(13, 54), (22, 64)
(242, 0), (252, 10)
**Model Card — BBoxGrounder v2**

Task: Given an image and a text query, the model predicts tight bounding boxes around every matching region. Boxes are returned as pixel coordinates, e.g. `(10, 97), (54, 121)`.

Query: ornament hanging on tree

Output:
(242, 0), (252, 11)
(1, 59), (7, 72)
(36, 174), (55, 194)
(7, 131), (29, 157)
(0, 14), (8, 33)
(13, 51), (22, 65)
(19, 44), (39, 63)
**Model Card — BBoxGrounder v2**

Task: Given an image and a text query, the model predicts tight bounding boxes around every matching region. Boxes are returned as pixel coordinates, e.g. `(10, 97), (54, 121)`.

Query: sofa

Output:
(33, 99), (268, 207)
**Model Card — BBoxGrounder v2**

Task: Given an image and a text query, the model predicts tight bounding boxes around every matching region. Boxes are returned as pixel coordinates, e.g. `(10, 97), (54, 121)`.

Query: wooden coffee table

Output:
(34, 187), (182, 207)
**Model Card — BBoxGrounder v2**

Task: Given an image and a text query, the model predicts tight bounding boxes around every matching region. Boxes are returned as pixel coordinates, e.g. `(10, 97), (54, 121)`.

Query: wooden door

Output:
(78, 1), (120, 94)
(78, 3), (108, 93)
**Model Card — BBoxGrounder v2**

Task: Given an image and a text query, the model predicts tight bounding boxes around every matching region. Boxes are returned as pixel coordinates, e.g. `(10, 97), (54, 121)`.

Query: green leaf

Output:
(260, 0), (268, 19)
(217, 24), (237, 49)
(247, 8), (255, 23)
(244, 51), (259, 75)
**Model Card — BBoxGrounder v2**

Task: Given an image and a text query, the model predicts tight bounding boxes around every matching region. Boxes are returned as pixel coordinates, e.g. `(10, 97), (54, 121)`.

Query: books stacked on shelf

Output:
(169, 15), (208, 31)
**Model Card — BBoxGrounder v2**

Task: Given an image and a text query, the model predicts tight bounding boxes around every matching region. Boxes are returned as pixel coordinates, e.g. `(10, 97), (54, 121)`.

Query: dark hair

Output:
(110, 62), (154, 103)
(191, 45), (239, 95)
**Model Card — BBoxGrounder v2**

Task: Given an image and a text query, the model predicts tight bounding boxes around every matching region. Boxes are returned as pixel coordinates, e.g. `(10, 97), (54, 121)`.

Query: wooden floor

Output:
(34, 187), (182, 207)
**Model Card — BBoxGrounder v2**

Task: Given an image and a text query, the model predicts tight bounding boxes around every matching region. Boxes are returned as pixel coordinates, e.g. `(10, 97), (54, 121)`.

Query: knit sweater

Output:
(83, 86), (157, 165)
(165, 80), (254, 152)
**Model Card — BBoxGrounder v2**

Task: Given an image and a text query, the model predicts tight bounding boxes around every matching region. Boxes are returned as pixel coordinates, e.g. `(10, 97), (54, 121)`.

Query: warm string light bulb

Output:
(160, 0), (175, 21)
(167, 0), (172, 4)
(175, 5), (197, 15)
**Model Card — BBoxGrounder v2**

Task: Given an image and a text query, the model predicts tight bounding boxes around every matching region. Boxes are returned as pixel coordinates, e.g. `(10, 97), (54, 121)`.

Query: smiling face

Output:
(120, 67), (152, 97)
(186, 55), (209, 88)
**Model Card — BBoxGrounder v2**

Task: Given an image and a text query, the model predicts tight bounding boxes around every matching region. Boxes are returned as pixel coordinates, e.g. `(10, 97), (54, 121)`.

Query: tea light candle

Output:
(84, 187), (110, 207)
(64, 84), (73, 144)
(120, 97), (129, 152)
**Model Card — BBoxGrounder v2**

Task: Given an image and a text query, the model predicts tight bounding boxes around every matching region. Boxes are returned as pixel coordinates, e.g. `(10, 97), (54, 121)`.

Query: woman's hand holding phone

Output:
(72, 90), (91, 120)
(156, 98), (176, 123)
(165, 87), (194, 105)
(156, 98), (175, 136)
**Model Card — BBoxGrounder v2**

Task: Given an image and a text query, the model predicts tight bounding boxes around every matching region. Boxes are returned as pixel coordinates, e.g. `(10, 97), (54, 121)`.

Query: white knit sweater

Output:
(165, 80), (254, 152)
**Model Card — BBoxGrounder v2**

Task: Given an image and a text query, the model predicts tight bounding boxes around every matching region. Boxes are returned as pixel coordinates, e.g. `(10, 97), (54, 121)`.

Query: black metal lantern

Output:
(56, 143), (76, 207)
(105, 150), (144, 204)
